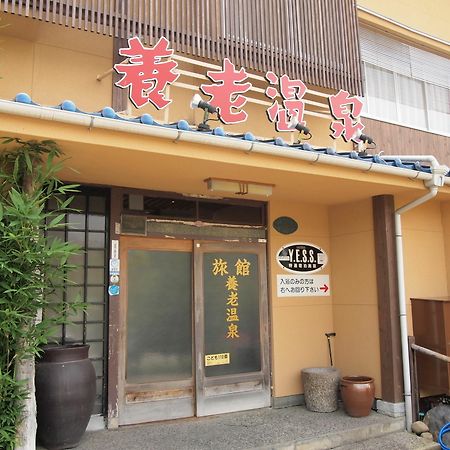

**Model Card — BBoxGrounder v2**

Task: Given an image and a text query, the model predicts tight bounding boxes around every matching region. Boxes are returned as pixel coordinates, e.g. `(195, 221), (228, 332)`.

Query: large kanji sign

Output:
(115, 36), (365, 141)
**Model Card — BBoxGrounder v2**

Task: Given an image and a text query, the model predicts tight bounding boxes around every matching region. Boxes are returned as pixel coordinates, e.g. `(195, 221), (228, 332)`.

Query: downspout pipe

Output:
(394, 163), (448, 432)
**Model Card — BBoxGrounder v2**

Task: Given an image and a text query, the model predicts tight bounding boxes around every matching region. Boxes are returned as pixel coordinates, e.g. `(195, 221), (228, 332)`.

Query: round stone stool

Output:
(301, 367), (340, 413)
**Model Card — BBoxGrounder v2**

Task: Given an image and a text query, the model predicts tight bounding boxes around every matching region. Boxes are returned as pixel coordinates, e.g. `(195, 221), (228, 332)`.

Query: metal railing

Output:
(408, 335), (450, 421)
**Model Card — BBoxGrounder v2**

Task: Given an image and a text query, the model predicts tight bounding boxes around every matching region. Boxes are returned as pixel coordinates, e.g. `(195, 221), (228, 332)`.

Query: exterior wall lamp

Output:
(289, 117), (313, 142)
(190, 94), (218, 132)
(205, 178), (274, 196)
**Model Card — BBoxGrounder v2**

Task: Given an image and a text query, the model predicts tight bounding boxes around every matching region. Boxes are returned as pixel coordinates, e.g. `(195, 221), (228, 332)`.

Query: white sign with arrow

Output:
(277, 274), (330, 297)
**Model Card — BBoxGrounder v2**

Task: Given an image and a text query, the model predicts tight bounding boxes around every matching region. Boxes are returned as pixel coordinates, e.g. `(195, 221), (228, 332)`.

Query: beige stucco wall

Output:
(268, 200), (333, 398)
(357, 0), (450, 58)
(329, 199), (381, 398)
(397, 195), (449, 333)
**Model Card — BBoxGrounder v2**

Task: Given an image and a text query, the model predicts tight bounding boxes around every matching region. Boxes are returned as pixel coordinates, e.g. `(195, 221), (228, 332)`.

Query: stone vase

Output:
(301, 367), (340, 412)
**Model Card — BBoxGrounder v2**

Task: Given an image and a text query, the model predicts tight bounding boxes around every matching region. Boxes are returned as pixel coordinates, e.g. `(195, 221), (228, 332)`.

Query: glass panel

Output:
(68, 213), (86, 230)
(397, 74), (427, 128)
(142, 196), (196, 219)
(126, 249), (192, 384)
(71, 195), (86, 211)
(47, 230), (65, 244)
(87, 268), (105, 285)
(203, 252), (261, 377)
(88, 214), (106, 231)
(89, 196), (106, 214)
(66, 285), (83, 303)
(69, 267), (85, 285)
(68, 252), (85, 267)
(68, 231), (85, 248)
(65, 323), (83, 341)
(365, 63), (397, 121)
(86, 323), (104, 340)
(426, 83), (450, 135)
(87, 249), (105, 267)
(88, 232), (105, 249)
(86, 303), (104, 322)
(87, 286), (105, 303)
(88, 341), (104, 359)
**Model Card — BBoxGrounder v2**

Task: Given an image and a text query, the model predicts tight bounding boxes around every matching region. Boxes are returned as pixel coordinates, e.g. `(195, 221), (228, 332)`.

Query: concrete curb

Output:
(259, 417), (405, 450)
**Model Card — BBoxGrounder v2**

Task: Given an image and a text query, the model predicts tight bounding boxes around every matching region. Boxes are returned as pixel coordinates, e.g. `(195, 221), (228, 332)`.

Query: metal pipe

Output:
(395, 186), (438, 432)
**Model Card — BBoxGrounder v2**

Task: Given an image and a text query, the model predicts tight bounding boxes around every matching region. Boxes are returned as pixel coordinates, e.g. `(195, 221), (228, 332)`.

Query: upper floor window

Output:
(360, 27), (450, 136)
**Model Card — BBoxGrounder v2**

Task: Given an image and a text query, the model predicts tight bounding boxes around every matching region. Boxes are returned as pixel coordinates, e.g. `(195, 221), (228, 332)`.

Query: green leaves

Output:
(0, 138), (81, 448)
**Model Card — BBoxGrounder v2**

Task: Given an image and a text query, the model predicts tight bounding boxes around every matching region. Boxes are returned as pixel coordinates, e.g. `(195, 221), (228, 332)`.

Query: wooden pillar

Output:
(372, 195), (404, 403)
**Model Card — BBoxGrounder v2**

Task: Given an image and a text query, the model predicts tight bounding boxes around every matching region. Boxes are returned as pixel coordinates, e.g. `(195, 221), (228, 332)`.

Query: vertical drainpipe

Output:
(394, 162), (448, 431)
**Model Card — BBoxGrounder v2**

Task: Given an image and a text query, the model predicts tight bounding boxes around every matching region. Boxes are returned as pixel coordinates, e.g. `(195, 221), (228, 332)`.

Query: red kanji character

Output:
(200, 58), (251, 124)
(114, 36), (179, 109)
(328, 90), (365, 142)
(265, 72), (307, 132)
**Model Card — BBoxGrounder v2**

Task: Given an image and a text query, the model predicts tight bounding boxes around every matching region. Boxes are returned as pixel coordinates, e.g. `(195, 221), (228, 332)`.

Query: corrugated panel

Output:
(0, 0), (363, 94)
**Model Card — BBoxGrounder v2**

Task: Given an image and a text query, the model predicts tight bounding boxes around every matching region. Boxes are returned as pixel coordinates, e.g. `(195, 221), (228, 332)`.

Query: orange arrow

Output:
(320, 284), (329, 293)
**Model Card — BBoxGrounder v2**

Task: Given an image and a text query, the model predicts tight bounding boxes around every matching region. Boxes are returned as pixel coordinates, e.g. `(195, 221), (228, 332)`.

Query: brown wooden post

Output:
(372, 195), (404, 403)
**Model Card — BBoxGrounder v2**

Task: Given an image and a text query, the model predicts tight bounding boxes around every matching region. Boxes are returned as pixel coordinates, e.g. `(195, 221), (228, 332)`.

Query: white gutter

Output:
(0, 99), (446, 185)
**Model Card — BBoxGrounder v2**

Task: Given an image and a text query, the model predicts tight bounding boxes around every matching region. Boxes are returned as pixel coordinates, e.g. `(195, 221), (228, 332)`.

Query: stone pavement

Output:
(36, 406), (438, 450)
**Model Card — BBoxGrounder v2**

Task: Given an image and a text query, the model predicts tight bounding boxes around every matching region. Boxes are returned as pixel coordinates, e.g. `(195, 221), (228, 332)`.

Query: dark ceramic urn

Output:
(36, 344), (96, 449)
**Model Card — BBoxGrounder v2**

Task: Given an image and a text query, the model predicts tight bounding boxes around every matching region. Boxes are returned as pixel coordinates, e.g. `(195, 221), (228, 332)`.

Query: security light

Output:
(289, 117), (312, 141)
(355, 129), (376, 148)
(190, 94), (218, 132)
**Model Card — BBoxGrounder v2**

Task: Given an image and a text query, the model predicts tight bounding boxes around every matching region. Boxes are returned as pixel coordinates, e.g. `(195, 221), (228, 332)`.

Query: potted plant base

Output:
(35, 344), (96, 449)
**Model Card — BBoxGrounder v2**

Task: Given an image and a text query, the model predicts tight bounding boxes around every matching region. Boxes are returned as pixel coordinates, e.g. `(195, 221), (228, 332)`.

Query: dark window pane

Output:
(71, 195), (86, 211)
(142, 197), (196, 219)
(199, 202), (263, 225)
(88, 214), (106, 231)
(89, 196), (106, 214)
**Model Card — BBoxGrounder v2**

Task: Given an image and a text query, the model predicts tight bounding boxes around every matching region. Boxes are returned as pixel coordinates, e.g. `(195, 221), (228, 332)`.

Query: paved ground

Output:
(37, 406), (412, 450)
(334, 431), (439, 450)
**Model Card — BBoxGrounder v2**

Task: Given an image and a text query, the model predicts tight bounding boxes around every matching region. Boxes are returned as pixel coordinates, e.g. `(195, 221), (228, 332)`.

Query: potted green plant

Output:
(0, 138), (93, 450)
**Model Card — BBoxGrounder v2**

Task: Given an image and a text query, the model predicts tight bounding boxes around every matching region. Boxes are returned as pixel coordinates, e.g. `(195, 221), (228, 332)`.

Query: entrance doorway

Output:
(118, 236), (270, 425)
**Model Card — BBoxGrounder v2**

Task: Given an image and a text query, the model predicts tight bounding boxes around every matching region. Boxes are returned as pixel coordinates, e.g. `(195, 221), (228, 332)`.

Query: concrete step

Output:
(333, 431), (440, 450)
(270, 416), (406, 449)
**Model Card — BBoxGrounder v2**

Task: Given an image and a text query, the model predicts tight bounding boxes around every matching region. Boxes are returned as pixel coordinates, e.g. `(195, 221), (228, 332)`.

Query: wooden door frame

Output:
(194, 240), (271, 416)
(117, 236), (195, 425)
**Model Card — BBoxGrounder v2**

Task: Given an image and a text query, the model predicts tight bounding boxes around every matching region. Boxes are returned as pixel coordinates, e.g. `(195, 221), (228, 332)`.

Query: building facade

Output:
(0, 0), (449, 430)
